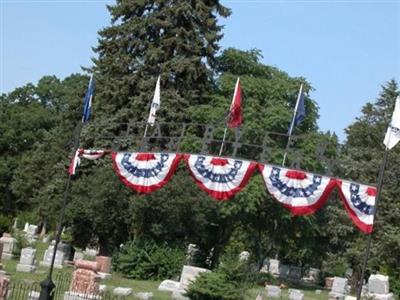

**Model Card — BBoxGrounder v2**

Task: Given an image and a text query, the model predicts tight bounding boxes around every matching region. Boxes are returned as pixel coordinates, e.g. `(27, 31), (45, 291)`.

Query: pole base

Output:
(38, 276), (56, 300)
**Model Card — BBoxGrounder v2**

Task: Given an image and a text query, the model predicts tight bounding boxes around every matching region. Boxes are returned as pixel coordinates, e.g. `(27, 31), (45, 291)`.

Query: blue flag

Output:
(288, 84), (305, 135)
(82, 75), (95, 122)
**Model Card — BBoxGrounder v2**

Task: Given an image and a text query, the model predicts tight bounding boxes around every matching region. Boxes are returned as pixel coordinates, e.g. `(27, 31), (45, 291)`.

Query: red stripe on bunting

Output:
(184, 154), (257, 201)
(112, 152), (182, 194)
(336, 180), (374, 234)
(258, 164), (337, 216)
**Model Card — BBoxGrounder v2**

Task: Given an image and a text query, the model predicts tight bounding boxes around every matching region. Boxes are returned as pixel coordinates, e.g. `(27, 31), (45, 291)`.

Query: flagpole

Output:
(356, 149), (389, 300)
(143, 123), (149, 138)
(282, 83), (303, 167)
(219, 77), (240, 156)
(219, 127), (228, 156)
(38, 75), (93, 300)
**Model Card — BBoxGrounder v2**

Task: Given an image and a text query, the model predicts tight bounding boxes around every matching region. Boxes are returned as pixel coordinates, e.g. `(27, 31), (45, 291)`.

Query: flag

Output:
(147, 76), (161, 126)
(288, 84), (306, 136)
(228, 77), (242, 128)
(383, 96), (400, 150)
(68, 148), (107, 175)
(82, 75), (95, 123)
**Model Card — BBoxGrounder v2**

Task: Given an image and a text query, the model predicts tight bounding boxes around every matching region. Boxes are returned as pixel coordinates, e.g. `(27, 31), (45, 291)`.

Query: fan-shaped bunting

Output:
(112, 152), (181, 194)
(184, 154), (257, 201)
(259, 164), (336, 215)
(337, 180), (376, 233)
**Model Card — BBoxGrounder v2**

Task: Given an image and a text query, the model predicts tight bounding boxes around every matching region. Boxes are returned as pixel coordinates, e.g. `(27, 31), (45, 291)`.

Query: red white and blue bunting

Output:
(337, 180), (376, 234)
(184, 154), (257, 201)
(69, 149), (107, 175)
(112, 152), (181, 194)
(259, 164), (336, 215)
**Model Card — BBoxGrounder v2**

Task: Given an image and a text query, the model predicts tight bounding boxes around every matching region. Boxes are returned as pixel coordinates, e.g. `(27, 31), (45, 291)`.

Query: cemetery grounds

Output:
(2, 241), (332, 300)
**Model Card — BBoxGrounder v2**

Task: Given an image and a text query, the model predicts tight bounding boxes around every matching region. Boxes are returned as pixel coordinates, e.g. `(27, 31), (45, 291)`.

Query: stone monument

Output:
(367, 274), (394, 300)
(0, 234), (16, 260)
(16, 247), (36, 273)
(265, 285), (281, 298)
(159, 265), (210, 298)
(328, 277), (349, 299)
(268, 259), (280, 277)
(0, 276), (10, 300)
(64, 260), (101, 300)
(95, 256), (112, 279)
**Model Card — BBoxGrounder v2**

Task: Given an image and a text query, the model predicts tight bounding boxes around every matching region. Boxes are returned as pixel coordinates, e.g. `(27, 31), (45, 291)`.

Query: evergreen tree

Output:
(91, 0), (230, 127)
(338, 79), (400, 293)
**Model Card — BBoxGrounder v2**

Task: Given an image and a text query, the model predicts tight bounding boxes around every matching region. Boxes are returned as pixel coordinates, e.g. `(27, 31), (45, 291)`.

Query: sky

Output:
(1, 0), (399, 141)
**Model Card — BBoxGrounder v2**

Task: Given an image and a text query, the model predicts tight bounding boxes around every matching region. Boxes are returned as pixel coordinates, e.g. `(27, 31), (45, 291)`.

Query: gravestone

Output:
(367, 274), (394, 300)
(40, 245), (65, 269)
(259, 258), (269, 273)
(25, 225), (38, 243)
(84, 248), (98, 257)
(289, 289), (304, 300)
(265, 285), (281, 298)
(0, 276), (10, 300)
(302, 268), (320, 283)
(289, 266), (302, 280)
(16, 247), (36, 272)
(113, 287), (132, 296)
(328, 277), (349, 300)
(180, 265), (210, 289)
(268, 259), (280, 276)
(95, 256), (112, 279)
(73, 252), (84, 261)
(239, 251), (250, 262)
(23, 223), (29, 232)
(158, 265), (210, 297)
(279, 264), (290, 279)
(64, 260), (101, 300)
(0, 234), (16, 260)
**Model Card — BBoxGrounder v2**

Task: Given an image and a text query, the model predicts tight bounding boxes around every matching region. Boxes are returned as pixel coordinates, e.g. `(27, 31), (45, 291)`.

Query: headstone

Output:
(179, 265), (210, 289)
(344, 296), (357, 300)
(0, 276), (10, 300)
(260, 258), (269, 273)
(26, 225), (37, 236)
(239, 251), (250, 262)
(288, 266), (302, 280)
(0, 234), (16, 260)
(23, 223), (29, 232)
(279, 264), (290, 279)
(99, 285), (107, 293)
(40, 245), (65, 269)
(328, 277), (349, 300)
(135, 292), (154, 300)
(367, 274), (394, 300)
(95, 256), (112, 274)
(113, 287), (132, 296)
(289, 289), (304, 300)
(315, 289), (322, 294)
(84, 248), (98, 257)
(158, 280), (180, 292)
(67, 260), (100, 296)
(12, 219), (18, 230)
(158, 265), (209, 295)
(16, 247), (36, 272)
(268, 259), (280, 276)
(303, 268), (320, 283)
(265, 285), (281, 298)
(73, 252), (84, 261)
(325, 277), (334, 289)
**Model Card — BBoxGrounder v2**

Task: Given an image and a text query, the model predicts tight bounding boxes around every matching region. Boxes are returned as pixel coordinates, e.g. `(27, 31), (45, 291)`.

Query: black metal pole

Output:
(38, 122), (83, 300)
(356, 149), (389, 300)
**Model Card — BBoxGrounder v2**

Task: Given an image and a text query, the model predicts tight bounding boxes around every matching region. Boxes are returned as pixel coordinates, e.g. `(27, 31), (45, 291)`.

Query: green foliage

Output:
(12, 231), (29, 256)
(112, 239), (185, 280)
(186, 257), (253, 300)
(0, 214), (12, 234)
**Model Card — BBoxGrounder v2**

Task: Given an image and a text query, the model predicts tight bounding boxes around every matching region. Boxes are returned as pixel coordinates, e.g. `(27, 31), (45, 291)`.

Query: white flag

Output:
(383, 96), (400, 150)
(147, 76), (161, 126)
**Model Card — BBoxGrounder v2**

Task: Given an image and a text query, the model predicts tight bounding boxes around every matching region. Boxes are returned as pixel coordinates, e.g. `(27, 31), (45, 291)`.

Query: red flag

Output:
(228, 78), (242, 128)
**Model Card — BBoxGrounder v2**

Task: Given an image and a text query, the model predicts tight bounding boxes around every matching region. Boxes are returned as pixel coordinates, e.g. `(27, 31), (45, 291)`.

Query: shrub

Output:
(112, 239), (185, 280)
(0, 214), (13, 235)
(186, 256), (250, 300)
